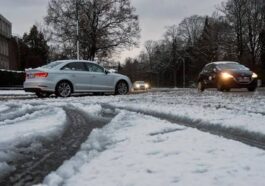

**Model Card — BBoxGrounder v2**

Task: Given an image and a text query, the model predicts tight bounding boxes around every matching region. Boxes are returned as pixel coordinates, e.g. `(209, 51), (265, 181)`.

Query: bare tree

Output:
(220, 0), (248, 62)
(177, 15), (205, 47)
(220, 0), (265, 67)
(245, 0), (265, 67)
(45, 0), (140, 60)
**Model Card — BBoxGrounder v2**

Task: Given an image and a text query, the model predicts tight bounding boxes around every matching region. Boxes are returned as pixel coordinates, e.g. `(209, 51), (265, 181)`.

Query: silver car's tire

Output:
(56, 81), (72, 97)
(115, 81), (129, 95)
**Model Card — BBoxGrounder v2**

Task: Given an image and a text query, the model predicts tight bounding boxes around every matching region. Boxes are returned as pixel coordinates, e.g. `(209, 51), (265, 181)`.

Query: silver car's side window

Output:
(85, 63), (104, 73)
(61, 62), (86, 71)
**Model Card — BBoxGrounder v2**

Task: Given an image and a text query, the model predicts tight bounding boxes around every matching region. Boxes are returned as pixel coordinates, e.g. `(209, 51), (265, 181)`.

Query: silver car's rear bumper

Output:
(23, 80), (55, 92)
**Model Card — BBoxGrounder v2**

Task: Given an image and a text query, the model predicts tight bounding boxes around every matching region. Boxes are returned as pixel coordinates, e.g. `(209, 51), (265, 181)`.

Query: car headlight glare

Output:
(145, 84), (149, 88)
(136, 84), (140, 88)
(221, 72), (233, 80)
(252, 73), (258, 78)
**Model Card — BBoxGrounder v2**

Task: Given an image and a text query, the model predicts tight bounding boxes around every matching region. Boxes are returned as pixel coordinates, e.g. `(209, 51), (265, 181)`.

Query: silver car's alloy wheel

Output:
(116, 81), (128, 95)
(56, 82), (72, 97)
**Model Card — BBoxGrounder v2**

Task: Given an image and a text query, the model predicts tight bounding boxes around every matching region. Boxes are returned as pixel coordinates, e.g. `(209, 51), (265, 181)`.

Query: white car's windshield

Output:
(135, 81), (145, 84)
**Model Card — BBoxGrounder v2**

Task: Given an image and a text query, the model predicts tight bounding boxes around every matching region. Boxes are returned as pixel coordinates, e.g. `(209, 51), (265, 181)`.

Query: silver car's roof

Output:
(41, 60), (99, 70)
(53, 59), (97, 64)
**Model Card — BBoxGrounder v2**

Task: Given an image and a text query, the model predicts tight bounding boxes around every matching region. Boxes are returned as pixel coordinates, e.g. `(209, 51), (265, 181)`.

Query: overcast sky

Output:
(0, 0), (224, 62)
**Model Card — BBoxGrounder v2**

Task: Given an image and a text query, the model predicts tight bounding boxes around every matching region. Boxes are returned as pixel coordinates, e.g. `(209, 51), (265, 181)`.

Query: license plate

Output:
(238, 77), (250, 82)
(27, 74), (35, 79)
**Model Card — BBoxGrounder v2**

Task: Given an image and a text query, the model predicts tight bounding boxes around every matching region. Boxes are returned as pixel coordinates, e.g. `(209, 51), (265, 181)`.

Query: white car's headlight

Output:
(252, 73), (258, 78)
(145, 84), (149, 88)
(136, 84), (140, 88)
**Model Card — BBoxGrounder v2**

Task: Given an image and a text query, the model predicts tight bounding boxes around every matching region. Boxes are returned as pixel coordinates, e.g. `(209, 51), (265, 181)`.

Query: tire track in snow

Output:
(103, 104), (265, 151)
(0, 107), (116, 186)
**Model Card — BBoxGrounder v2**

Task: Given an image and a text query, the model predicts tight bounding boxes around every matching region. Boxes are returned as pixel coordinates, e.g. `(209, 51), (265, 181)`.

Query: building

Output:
(0, 14), (12, 69)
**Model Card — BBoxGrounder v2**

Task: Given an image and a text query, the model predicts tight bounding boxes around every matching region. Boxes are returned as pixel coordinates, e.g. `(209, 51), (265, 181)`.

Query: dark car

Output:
(197, 61), (258, 92)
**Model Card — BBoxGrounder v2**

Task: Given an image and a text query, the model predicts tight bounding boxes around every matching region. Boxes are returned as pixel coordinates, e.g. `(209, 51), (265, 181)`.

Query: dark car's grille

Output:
(236, 76), (251, 83)
(233, 73), (252, 83)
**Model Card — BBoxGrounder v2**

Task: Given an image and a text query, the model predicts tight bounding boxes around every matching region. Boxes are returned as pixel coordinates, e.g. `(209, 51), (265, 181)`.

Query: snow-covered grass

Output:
(42, 110), (265, 186)
(81, 89), (265, 138)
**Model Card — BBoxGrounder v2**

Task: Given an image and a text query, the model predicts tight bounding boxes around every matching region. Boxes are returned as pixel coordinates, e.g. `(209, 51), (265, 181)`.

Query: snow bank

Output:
(0, 104), (53, 125)
(71, 103), (103, 116)
(0, 107), (66, 145)
(0, 107), (66, 176)
(0, 90), (33, 95)
(41, 111), (265, 186)
(0, 105), (9, 112)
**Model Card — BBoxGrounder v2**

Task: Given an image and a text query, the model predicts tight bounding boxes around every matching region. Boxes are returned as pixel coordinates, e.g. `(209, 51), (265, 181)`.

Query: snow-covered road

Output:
(0, 88), (265, 185)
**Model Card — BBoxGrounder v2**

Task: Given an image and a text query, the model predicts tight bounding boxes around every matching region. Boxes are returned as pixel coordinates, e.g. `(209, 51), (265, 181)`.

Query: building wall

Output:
(9, 37), (20, 70)
(0, 14), (11, 70)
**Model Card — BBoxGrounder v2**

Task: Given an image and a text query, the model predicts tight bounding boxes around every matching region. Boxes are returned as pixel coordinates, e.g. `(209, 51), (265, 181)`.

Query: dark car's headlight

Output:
(252, 73), (258, 78)
(221, 72), (233, 80)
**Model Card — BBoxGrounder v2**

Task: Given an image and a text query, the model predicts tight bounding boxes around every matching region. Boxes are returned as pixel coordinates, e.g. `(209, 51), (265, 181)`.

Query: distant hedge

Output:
(0, 70), (25, 87)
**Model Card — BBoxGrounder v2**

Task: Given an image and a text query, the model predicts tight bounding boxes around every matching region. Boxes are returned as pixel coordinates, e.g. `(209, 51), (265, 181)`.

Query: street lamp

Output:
(183, 58), (185, 88)
(76, 0), (80, 60)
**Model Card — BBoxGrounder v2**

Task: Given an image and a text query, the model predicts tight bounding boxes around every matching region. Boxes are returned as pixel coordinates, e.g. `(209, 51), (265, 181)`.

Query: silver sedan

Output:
(24, 60), (132, 97)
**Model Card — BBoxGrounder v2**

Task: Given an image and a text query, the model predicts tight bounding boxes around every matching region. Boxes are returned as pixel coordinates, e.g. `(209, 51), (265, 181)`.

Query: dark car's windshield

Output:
(217, 63), (249, 71)
(41, 61), (63, 69)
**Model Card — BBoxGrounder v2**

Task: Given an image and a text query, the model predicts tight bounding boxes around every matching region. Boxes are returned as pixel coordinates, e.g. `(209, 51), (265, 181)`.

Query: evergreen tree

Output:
(22, 25), (49, 68)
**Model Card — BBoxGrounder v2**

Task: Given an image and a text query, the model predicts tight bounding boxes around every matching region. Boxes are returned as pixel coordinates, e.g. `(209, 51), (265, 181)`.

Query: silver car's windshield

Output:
(41, 62), (63, 69)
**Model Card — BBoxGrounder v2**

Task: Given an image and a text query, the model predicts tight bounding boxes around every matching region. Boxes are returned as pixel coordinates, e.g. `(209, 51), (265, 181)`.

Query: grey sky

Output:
(0, 0), (224, 61)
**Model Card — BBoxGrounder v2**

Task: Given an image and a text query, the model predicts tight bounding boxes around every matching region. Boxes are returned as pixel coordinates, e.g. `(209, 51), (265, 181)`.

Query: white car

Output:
(133, 81), (150, 91)
(24, 60), (132, 97)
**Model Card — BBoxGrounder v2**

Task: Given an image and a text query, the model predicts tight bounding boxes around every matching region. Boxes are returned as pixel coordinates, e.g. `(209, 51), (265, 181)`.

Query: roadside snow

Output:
(0, 90), (33, 95)
(42, 110), (265, 186)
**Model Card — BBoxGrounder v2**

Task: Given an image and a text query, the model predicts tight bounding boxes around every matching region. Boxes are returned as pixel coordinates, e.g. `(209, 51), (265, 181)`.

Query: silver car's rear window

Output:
(41, 62), (63, 69)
